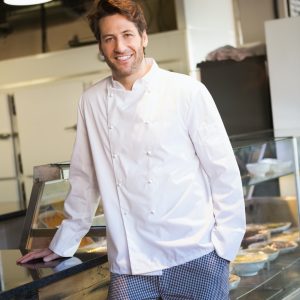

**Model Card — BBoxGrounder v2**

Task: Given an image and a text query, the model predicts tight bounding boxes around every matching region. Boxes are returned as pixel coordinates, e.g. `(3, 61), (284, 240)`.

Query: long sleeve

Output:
(49, 97), (101, 257)
(187, 83), (246, 261)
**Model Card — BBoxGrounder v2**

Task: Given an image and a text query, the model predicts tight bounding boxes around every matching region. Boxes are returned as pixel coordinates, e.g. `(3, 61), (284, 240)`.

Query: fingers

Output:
(16, 248), (59, 264)
(43, 252), (61, 262)
(22, 258), (61, 269)
(16, 248), (49, 264)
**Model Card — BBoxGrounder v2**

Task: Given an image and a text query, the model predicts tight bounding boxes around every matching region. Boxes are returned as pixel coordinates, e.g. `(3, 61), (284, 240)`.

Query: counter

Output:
(1, 248), (300, 299)
(0, 202), (25, 221)
(0, 249), (109, 300)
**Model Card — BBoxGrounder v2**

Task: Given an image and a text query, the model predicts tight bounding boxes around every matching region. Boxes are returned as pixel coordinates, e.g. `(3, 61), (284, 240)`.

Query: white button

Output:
(150, 210), (155, 214)
(123, 211), (127, 215)
(144, 121), (150, 125)
(108, 93), (113, 97)
(108, 125), (114, 130)
(112, 153), (117, 159)
(147, 179), (153, 184)
(146, 151), (152, 156)
(117, 182), (122, 187)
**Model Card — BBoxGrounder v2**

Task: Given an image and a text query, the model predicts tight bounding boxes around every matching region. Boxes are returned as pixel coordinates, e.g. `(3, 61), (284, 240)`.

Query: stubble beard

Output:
(104, 47), (145, 80)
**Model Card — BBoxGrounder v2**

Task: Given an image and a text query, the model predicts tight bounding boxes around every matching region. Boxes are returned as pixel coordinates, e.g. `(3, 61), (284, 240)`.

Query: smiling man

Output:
(17, 1), (246, 299)
(99, 13), (149, 88)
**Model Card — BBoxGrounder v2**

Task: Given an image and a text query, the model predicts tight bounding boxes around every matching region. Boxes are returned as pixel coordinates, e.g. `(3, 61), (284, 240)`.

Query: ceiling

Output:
(0, 0), (92, 37)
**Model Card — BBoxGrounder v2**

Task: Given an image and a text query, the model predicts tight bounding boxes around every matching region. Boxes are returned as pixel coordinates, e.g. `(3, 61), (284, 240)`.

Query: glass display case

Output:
(20, 163), (106, 252)
(230, 136), (300, 299)
(20, 136), (300, 299)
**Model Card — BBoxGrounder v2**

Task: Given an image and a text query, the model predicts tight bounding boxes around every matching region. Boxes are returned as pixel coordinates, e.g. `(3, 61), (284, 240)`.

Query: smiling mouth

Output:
(115, 54), (132, 61)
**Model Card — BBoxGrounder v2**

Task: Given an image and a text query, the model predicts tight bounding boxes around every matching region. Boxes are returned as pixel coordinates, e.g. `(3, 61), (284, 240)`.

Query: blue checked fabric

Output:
(108, 250), (229, 299)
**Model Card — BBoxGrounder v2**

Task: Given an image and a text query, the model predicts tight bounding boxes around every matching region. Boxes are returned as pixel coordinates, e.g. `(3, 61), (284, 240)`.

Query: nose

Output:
(114, 37), (126, 53)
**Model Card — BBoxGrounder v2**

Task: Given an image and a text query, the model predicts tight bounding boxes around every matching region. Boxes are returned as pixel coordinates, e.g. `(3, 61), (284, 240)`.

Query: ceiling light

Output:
(4, 0), (53, 5)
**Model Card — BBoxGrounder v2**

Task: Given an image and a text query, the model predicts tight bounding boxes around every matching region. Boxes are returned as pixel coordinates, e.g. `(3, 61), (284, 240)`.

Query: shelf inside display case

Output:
(20, 163), (106, 252)
(233, 137), (295, 186)
(242, 170), (294, 186)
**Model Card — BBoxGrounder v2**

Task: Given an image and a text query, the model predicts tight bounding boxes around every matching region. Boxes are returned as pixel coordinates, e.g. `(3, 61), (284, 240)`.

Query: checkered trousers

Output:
(108, 250), (229, 299)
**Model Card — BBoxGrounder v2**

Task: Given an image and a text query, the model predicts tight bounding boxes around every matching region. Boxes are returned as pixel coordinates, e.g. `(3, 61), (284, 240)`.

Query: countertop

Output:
(0, 202), (26, 221)
(2, 246), (300, 299)
(0, 249), (108, 299)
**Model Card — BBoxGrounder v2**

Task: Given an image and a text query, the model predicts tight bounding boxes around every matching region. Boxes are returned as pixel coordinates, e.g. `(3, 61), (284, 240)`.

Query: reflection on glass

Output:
(234, 138), (294, 187)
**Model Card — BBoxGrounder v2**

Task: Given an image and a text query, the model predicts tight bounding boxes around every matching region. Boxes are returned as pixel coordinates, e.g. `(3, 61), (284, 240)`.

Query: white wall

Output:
(235, 0), (289, 45)
(0, 45), (107, 91)
(176, 0), (237, 75)
(0, 30), (189, 91)
(265, 16), (300, 137)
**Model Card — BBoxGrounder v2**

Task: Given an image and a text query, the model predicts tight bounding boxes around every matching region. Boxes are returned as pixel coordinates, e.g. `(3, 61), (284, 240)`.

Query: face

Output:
(99, 14), (148, 85)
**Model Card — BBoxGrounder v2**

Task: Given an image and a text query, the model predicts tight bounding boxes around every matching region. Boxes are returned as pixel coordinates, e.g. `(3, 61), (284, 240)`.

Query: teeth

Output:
(116, 55), (131, 61)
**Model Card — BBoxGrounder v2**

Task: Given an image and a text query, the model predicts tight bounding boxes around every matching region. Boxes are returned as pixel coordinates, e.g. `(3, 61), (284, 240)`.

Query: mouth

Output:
(115, 54), (133, 62)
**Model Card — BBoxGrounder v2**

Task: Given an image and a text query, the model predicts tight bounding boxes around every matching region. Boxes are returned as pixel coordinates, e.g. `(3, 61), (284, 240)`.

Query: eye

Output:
(124, 33), (134, 38)
(103, 37), (113, 43)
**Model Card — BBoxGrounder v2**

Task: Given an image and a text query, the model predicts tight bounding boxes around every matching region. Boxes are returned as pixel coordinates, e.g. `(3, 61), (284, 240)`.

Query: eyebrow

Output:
(122, 30), (134, 34)
(101, 29), (135, 39)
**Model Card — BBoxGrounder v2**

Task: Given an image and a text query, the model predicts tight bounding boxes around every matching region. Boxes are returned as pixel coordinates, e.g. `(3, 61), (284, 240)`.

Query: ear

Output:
(98, 43), (105, 62)
(142, 30), (148, 48)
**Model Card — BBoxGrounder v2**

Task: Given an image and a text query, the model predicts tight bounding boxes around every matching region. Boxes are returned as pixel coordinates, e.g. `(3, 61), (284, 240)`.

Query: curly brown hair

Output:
(87, 0), (147, 42)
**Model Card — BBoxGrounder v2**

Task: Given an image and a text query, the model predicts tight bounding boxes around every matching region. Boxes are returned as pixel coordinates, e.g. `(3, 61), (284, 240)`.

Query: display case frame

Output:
(20, 163), (106, 250)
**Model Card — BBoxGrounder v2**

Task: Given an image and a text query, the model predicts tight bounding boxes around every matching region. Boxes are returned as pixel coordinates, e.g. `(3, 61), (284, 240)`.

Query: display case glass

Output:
(230, 136), (300, 299)
(20, 163), (106, 252)
(20, 136), (300, 299)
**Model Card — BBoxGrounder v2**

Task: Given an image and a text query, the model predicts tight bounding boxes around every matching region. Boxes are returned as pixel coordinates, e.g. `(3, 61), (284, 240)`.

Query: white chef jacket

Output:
(49, 58), (246, 275)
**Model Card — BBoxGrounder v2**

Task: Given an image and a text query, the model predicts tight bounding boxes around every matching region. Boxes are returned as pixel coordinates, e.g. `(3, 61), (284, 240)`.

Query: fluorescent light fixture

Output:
(4, 0), (52, 5)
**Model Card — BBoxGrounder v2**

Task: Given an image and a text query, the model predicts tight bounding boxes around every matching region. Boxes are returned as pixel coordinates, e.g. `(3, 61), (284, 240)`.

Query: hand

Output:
(20, 259), (62, 269)
(16, 248), (61, 264)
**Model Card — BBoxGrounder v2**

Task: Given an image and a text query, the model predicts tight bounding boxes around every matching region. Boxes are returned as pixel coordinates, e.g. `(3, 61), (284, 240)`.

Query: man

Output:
(18, 1), (246, 299)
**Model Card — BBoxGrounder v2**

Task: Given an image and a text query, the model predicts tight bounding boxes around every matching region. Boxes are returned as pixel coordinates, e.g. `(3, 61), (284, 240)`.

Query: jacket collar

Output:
(109, 58), (159, 91)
